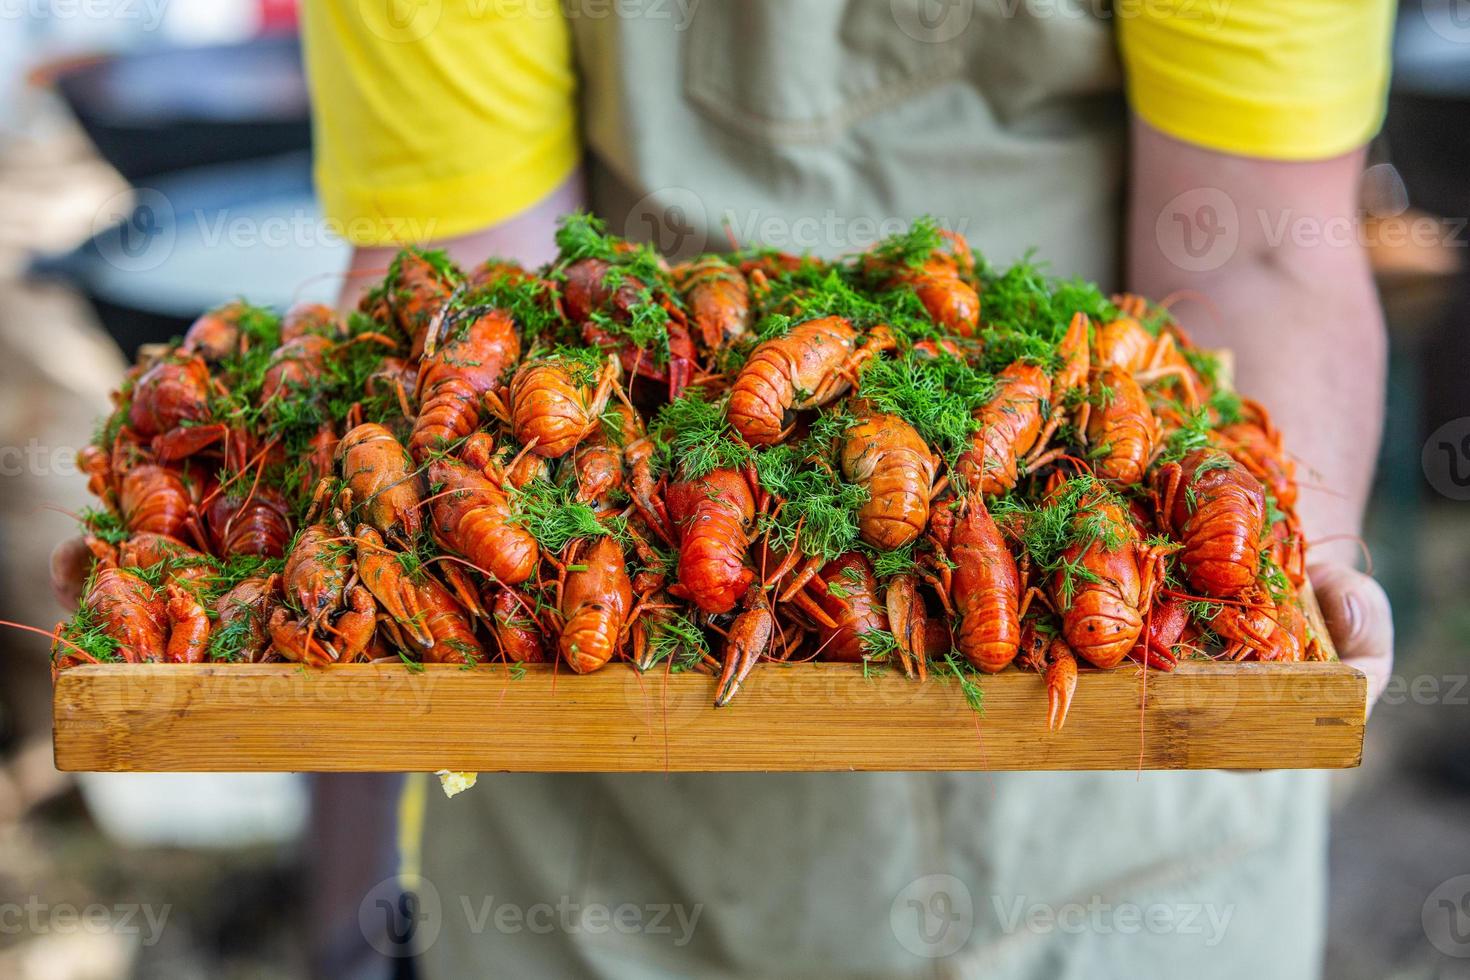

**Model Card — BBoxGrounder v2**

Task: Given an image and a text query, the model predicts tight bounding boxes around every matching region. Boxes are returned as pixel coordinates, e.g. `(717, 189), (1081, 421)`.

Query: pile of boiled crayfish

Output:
(46, 215), (1325, 726)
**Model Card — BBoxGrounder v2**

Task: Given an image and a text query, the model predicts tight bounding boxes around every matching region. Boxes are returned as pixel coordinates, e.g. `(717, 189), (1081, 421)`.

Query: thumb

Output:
(49, 535), (94, 612)
(1308, 561), (1394, 709)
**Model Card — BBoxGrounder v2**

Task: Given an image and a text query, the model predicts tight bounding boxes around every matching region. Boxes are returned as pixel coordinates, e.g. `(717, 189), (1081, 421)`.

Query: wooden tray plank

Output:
(53, 661), (1365, 773)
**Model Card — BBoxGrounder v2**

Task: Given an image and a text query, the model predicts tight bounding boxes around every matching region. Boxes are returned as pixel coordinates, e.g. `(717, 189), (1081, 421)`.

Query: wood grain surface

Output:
(54, 659), (1365, 772)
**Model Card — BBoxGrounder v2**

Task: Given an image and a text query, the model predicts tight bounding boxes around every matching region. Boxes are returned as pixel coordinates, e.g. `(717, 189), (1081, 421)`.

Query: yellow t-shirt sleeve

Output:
(1117, 0), (1395, 160)
(301, 0), (579, 246)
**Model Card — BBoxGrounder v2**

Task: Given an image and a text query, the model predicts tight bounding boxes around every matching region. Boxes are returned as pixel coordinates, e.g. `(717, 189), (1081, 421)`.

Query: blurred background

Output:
(0, 1), (1467, 977)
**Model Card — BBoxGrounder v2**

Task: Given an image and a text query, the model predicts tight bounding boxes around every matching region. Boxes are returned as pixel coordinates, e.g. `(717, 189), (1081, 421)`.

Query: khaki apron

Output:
(411, 4), (1329, 977)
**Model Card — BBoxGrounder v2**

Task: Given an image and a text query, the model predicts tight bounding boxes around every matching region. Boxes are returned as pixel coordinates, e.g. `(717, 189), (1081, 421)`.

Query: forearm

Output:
(1127, 123), (1386, 567)
(336, 169), (587, 311)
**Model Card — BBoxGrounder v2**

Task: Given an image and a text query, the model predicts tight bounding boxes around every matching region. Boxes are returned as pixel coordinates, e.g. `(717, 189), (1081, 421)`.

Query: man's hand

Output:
(1127, 119), (1395, 711)
(335, 170), (586, 312)
(49, 535), (91, 611)
(1309, 561), (1394, 713)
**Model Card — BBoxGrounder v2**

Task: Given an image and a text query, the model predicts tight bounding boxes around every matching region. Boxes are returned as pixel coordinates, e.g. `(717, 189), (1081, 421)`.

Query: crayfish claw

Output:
(884, 574), (927, 681)
(715, 596), (774, 707)
(354, 525), (434, 649)
(1045, 640), (1078, 732)
(1129, 643), (1178, 672)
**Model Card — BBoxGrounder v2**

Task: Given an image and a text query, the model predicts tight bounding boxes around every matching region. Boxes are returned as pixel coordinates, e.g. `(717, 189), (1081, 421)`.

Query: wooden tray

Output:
(53, 659), (1366, 772)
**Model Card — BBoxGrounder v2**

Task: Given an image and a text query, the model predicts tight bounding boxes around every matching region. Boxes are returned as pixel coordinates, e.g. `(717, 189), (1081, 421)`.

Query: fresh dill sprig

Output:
(1159, 403), (1215, 463)
(54, 598), (122, 665)
(466, 273), (566, 344)
(79, 506), (129, 545)
(643, 609), (710, 672)
(651, 389), (753, 480)
(553, 211), (669, 287)
(536, 347), (606, 392)
(396, 245), (460, 283)
(753, 445), (867, 561)
(857, 353), (996, 463)
(509, 479), (625, 553)
(1184, 347), (1228, 391)
(865, 215), (945, 271)
(974, 256), (1116, 373)
(587, 299), (671, 366)
(804, 405), (861, 449)
(859, 628), (899, 663)
(990, 475), (1128, 603)
(940, 652), (985, 714)
(1209, 387), (1244, 425)
(751, 266), (890, 337)
(206, 608), (255, 663)
(866, 542), (919, 579)
(553, 210), (621, 263)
